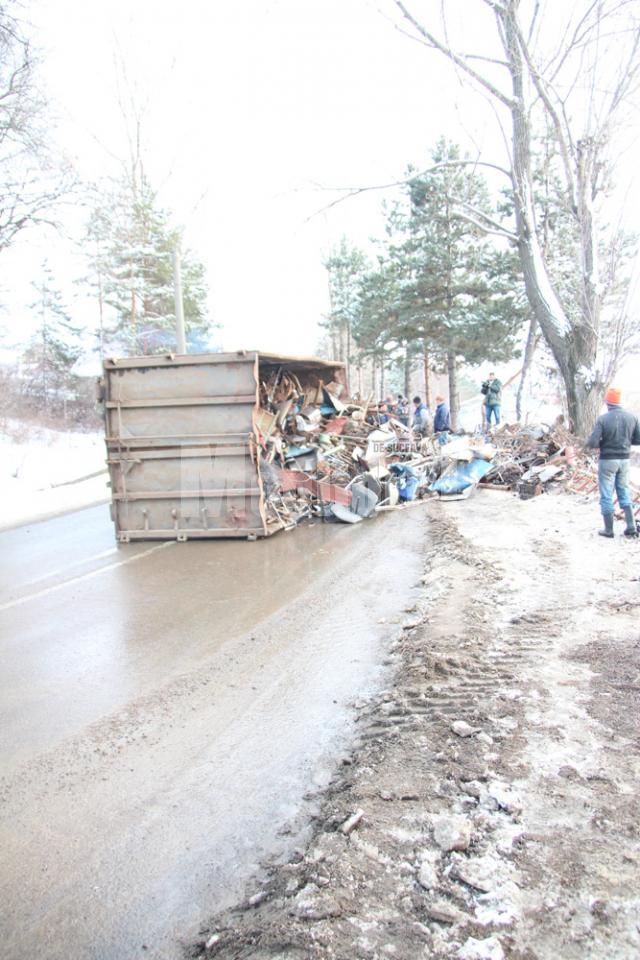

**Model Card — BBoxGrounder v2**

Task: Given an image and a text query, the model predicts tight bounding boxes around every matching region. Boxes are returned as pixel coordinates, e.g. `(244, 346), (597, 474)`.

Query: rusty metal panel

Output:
(104, 352), (268, 541)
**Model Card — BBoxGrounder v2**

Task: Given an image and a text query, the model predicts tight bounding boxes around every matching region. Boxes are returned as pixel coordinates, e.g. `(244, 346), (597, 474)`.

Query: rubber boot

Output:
(598, 513), (614, 538)
(623, 505), (638, 538)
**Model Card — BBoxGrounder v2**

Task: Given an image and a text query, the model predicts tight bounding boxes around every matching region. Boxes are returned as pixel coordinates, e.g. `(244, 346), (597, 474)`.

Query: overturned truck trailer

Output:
(101, 351), (346, 541)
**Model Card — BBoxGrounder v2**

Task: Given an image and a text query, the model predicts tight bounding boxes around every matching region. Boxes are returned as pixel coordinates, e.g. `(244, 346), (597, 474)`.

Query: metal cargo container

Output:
(101, 351), (346, 541)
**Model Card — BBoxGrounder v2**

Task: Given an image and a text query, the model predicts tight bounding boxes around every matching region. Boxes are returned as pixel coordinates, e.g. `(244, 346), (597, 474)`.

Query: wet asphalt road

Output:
(0, 504), (425, 959)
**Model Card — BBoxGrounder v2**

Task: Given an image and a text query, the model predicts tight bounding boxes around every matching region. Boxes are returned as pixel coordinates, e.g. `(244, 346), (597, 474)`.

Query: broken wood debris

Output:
(340, 808), (364, 835)
(255, 371), (434, 530)
(478, 422), (599, 499)
(478, 422), (639, 512)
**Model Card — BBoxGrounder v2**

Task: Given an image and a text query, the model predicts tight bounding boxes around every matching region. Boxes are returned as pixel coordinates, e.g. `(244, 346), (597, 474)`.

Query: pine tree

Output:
(322, 238), (368, 383)
(22, 261), (82, 419)
(83, 163), (211, 357)
(354, 253), (409, 397)
(389, 140), (526, 426)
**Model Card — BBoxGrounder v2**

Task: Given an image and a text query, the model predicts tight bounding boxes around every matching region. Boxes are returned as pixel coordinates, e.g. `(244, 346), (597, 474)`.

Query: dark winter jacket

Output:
(586, 405), (640, 460)
(433, 402), (451, 432)
(412, 402), (430, 431)
(483, 378), (502, 405)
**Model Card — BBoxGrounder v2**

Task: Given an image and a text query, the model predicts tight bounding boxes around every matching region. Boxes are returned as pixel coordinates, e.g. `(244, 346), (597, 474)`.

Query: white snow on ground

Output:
(0, 422), (109, 530)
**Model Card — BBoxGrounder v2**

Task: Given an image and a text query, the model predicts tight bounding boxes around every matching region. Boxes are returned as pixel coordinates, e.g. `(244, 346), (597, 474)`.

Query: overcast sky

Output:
(2, 0), (509, 355)
(3, 0), (639, 366)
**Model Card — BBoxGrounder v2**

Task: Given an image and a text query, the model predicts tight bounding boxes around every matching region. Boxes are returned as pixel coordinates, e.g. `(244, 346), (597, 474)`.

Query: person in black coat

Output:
(586, 386), (640, 538)
(433, 394), (451, 437)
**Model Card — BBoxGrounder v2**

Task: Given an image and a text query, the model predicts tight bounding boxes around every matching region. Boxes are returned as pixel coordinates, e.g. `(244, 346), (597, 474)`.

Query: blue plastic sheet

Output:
(430, 457), (492, 495)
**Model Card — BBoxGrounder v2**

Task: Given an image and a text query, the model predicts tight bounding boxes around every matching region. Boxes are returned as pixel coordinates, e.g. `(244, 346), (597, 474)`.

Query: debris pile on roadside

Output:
(429, 420), (613, 501)
(476, 421), (639, 511)
(254, 369), (433, 530)
(477, 421), (589, 498)
(255, 377), (638, 528)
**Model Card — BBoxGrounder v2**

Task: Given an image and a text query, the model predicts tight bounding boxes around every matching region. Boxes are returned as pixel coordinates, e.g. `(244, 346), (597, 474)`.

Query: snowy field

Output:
(0, 423), (109, 530)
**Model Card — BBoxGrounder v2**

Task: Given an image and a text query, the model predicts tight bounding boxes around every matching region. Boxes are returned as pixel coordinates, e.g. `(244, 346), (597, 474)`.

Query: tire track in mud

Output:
(187, 502), (640, 960)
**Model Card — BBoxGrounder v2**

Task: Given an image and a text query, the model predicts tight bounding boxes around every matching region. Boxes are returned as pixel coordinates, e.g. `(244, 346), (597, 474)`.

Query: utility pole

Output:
(173, 243), (186, 353)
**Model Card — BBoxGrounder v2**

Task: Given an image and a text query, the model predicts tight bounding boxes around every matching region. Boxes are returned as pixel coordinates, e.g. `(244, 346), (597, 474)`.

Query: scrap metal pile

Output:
(254, 371), (638, 530)
(434, 420), (639, 510)
(478, 421), (590, 498)
(428, 421), (601, 500)
(254, 369), (432, 530)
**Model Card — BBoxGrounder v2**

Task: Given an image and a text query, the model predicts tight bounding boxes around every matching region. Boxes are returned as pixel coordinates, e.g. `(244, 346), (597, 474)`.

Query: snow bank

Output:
(0, 422), (109, 530)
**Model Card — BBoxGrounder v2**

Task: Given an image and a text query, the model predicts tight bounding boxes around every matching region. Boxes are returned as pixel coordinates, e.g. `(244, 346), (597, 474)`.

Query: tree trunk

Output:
(404, 345), (412, 399)
(379, 356), (385, 398)
(516, 315), (539, 422)
(41, 324), (48, 414)
(447, 352), (459, 431)
(422, 340), (431, 408)
(97, 273), (105, 360)
(129, 257), (137, 352)
(502, 8), (602, 435)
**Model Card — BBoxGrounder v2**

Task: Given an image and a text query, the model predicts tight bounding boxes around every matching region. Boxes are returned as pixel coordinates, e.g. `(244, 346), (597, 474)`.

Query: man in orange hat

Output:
(587, 387), (640, 538)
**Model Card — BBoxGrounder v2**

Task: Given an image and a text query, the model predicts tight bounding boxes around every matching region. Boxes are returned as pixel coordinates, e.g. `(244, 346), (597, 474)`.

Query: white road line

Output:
(20, 547), (120, 587)
(0, 541), (176, 613)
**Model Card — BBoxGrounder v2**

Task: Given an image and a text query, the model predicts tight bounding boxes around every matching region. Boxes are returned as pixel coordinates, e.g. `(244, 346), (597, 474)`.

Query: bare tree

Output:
(0, 2), (74, 252)
(392, 0), (640, 434)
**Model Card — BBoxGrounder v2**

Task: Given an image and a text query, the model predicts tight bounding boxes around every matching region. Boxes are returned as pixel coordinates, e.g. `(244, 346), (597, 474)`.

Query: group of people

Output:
(370, 393), (450, 439)
(369, 395), (407, 426)
(385, 374), (504, 438)
(411, 394), (451, 440)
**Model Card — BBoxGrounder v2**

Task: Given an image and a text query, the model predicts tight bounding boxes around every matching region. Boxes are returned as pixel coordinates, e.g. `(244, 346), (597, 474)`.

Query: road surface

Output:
(0, 504), (426, 959)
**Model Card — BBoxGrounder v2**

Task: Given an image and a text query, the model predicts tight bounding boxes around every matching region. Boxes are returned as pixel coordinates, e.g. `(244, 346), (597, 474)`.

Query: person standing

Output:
(395, 394), (409, 425)
(433, 394), (451, 442)
(412, 396), (430, 435)
(481, 372), (502, 428)
(376, 401), (390, 425)
(586, 386), (640, 538)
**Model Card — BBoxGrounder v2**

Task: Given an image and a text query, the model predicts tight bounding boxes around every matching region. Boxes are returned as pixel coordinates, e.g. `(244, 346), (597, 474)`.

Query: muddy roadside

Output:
(188, 490), (640, 960)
